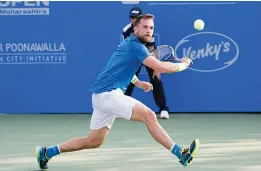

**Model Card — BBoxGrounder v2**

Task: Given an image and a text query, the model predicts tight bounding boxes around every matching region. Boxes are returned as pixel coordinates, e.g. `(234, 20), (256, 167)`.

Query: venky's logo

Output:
(175, 32), (239, 72)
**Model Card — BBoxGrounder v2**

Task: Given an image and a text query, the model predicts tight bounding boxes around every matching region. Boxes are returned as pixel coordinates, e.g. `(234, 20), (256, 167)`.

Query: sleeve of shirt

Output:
(132, 42), (152, 63)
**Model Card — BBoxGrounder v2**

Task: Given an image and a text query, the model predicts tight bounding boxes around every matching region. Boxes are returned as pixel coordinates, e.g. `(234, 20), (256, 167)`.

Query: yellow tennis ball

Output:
(194, 19), (205, 31)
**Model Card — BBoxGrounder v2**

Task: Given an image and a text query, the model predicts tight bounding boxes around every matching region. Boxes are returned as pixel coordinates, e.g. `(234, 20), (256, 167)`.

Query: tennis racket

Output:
(154, 45), (193, 66)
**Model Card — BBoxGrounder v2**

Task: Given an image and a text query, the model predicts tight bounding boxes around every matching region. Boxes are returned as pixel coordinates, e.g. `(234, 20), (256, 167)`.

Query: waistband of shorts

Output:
(93, 88), (124, 96)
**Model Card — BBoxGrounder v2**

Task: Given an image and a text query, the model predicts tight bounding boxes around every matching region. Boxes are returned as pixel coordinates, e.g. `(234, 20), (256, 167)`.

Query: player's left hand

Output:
(136, 81), (153, 92)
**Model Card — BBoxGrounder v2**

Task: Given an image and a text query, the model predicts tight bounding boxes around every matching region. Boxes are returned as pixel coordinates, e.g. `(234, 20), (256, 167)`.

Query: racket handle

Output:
(173, 58), (182, 62)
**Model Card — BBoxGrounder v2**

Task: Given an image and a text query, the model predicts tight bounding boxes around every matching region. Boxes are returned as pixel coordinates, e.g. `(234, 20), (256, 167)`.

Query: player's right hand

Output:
(182, 57), (193, 66)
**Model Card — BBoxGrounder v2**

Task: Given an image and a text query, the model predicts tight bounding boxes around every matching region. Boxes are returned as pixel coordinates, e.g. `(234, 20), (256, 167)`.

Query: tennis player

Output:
(36, 14), (199, 170)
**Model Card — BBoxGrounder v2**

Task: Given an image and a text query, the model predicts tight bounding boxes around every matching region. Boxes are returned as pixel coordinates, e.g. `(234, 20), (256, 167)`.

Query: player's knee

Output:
(144, 109), (157, 125)
(85, 137), (104, 149)
(90, 141), (103, 148)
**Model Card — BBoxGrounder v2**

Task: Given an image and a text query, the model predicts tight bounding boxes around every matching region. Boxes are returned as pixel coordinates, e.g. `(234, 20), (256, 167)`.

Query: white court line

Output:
(148, 2), (237, 5)
(0, 168), (13, 171)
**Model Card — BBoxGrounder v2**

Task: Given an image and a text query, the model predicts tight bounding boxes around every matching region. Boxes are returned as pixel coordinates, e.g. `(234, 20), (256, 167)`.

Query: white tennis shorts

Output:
(90, 88), (140, 130)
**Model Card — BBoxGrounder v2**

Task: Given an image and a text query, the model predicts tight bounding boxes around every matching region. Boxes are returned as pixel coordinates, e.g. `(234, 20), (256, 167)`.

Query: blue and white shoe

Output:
(36, 147), (49, 170)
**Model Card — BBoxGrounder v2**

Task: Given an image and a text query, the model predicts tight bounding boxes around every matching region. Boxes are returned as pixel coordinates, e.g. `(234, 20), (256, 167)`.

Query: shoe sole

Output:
(159, 115), (169, 119)
(184, 138), (200, 167)
(36, 147), (48, 170)
(160, 117), (169, 119)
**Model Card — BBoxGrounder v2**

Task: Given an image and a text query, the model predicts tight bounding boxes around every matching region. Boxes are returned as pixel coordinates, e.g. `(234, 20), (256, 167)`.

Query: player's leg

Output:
(145, 66), (169, 119)
(59, 126), (110, 153)
(131, 103), (172, 149)
(36, 126), (110, 170)
(130, 102), (199, 167)
(36, 93), (116, 170)
(125, 65), (143, 96)
(112, 90), (199, 167)
(110, 89), (173, 150)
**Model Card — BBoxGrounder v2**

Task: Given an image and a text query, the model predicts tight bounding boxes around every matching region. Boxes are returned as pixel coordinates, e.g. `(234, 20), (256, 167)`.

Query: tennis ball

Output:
(194, 19), (205, 31)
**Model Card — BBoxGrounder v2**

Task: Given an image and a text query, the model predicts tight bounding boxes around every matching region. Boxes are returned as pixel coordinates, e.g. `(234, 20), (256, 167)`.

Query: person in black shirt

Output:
(122, 7), (170, 119)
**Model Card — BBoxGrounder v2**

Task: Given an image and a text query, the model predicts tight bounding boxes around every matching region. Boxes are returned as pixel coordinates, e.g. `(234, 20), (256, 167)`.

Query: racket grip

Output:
(173, 58), (182, 62)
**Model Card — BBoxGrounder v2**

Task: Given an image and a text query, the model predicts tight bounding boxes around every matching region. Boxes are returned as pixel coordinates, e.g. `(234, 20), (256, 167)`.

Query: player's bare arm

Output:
(143, 56), (192, 73)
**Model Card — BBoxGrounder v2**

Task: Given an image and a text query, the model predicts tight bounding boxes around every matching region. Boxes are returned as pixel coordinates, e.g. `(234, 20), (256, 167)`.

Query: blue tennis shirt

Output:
(89, 33), (152, 94)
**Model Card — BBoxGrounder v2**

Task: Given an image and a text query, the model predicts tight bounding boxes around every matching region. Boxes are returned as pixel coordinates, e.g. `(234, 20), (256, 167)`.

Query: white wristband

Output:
(131, 75), (138, 83)
(177, 63), (189, 72)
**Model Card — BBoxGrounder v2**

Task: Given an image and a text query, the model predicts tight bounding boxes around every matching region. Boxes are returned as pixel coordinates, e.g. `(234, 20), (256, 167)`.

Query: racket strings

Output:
(156, 47), (173, 61)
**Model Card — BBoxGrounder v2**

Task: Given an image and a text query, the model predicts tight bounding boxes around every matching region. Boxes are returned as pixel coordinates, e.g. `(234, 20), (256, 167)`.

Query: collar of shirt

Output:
(130, 33), (142, 43)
